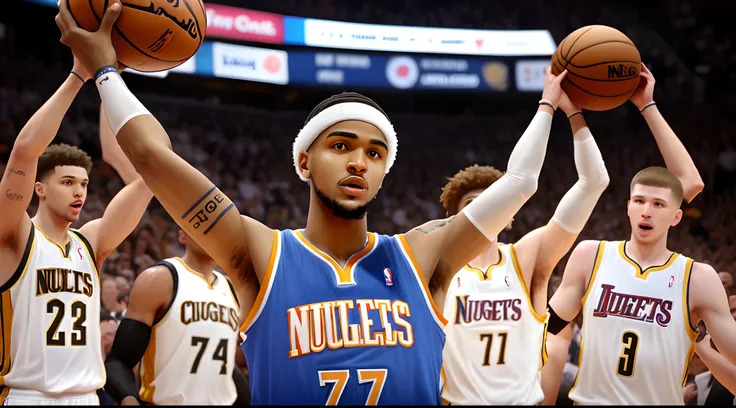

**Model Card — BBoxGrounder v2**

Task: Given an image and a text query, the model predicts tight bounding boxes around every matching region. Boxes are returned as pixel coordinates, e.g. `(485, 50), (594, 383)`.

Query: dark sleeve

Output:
(103, 318), (152, 404)
(547, 304), (572, 335)
(232, 366), (251, 406)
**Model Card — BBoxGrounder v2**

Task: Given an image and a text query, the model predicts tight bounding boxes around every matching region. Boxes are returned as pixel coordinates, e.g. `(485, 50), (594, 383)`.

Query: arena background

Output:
(1, 0), (735, 404)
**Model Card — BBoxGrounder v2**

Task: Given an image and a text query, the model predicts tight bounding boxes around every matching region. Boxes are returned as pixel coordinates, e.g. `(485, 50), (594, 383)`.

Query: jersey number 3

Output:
(617, 330), (640, 377)
(46, 299), (87, 346)
(318, 369), (387, 405)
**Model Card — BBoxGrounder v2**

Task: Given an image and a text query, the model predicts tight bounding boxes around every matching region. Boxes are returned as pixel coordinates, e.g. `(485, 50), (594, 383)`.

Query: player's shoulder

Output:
(135, 263), (176, 289)
(572, 239), (605, 255)
(689, 260), (718, 280)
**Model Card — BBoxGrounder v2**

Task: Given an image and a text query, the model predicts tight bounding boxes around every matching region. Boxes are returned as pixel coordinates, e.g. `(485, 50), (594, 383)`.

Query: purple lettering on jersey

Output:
(454, 295), (523, 325)
(592, 283), (673, 327)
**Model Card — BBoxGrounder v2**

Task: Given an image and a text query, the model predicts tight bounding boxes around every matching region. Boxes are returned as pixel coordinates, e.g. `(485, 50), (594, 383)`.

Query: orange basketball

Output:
(551, 25), (641, 111)
(68, 0), (206, 72)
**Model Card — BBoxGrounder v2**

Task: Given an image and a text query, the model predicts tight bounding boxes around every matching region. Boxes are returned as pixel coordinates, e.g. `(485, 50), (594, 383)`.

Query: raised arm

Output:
(0, 56), (88, 283)
(405, 67), (567, 281)
(55, 0), (274, 301)
(514, 93), (609, 287)
(629, 64), (704, 202)
(78, 103), (153, 265)
(690, 262), (736, 368)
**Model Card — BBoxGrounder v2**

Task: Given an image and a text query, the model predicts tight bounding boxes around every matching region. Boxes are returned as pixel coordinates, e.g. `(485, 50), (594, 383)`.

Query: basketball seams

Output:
(557, 66), (641, 83)
(182, 0), (205, 47)
(563, 25), (598, 66)
(566, 40), (638, 68)
(565, 59), (641, 69)
(565, 75), (639, 98)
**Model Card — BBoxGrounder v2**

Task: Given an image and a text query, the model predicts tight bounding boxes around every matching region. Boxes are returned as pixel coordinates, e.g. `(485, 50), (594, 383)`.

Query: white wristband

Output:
(95, 69), (151, 135)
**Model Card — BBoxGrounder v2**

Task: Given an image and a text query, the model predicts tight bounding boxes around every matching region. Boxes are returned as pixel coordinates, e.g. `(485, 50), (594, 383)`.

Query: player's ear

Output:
(671, 208), (683, 227)
(34, 181), (46, 200)
(298, 151), (311, 180)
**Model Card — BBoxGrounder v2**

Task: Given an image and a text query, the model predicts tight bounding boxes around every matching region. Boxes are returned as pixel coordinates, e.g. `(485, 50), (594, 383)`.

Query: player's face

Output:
(627, 184), (682, 244)
(455, 189), (513, 230)
(301, 120), (389, 220)
(36, 166), (88, 223)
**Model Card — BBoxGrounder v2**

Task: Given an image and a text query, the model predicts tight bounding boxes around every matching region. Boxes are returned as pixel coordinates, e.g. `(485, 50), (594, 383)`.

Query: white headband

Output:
(292, 102), (398, 182)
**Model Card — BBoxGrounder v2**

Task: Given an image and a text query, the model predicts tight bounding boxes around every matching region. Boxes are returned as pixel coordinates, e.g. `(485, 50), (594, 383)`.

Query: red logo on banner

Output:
(205, 4), (285, 44)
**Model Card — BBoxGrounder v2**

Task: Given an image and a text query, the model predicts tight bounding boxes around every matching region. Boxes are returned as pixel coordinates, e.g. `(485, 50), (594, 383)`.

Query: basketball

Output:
(551, 25), (641, 111)
(68, 0), (206, 72)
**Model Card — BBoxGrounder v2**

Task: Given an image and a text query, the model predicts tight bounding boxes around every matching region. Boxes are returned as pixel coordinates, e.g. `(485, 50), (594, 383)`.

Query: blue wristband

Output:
(94, 66), (118, 82)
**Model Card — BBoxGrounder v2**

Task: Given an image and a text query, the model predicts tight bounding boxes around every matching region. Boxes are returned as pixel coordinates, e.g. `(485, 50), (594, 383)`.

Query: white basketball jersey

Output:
(441, 244), (549, 405)
(0, 224), (103, 398)
(139, 257), (241, 405)
(569, 240), (697, 405)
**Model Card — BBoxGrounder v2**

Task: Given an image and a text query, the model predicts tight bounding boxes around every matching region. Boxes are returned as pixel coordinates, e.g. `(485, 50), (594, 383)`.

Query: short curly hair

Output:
(36, 144), (93, 182)
(440, 164), (504, 216)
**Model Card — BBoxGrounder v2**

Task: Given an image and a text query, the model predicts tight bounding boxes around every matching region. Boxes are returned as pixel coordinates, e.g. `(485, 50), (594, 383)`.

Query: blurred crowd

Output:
(1, 54), (733, 319)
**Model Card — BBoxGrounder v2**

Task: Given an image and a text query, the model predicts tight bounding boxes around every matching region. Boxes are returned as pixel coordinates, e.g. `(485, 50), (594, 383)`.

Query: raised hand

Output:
(629, 63), (655, 111)
(72, 54), (92, 82)
(541, 65), (569, 110)
(55, 0), (122, 77)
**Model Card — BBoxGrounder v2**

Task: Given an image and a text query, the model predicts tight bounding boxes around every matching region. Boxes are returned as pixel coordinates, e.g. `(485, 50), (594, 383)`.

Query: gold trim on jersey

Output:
(294, 230), (376, 286)
(139, 329), (157, 403)
(0, 234), (36, 385)
(240, 230), (280, 333)
(34, 225), (72, 260)
(69, 229), (99, 276)
(581, 241), (606, 306)
(174, 257), (217, 289)
(397, 234), (449, 327)
(568, 337), (584, 401)
(682, 258), (697, 341)
(509, 244), (547, 323)
(681, 341), (696, 387)
(463, 248), (505, 281)
(618, 241), (679, 280)
(0, 292), (14, 382)
(540, 321), (549, 369)
(0, 385), (9, 401)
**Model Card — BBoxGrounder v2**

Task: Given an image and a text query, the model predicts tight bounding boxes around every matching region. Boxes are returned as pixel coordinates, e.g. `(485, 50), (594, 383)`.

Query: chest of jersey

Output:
(242, 231), (445, 405)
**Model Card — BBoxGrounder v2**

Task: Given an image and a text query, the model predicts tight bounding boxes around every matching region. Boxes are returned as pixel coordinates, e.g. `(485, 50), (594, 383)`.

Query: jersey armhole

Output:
(225, 276), (240, 308)
(70, 229), (98, 273)
(581, 241), (606, 305)
(153, 260), (179, 326)
(0, 225), (35, 293)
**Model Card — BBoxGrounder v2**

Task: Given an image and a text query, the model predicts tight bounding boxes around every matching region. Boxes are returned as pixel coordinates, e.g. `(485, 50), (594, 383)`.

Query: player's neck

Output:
(468, 239), (501, 269)
(304, 200), (368, 268)
(31, 205), (71, 245)
(181, 251), (217, 284)
(625, 235), (673, 269)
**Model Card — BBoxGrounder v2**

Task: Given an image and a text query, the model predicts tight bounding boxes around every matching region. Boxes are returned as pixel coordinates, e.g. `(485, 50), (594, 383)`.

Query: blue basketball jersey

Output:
(241, 229), (447, 405)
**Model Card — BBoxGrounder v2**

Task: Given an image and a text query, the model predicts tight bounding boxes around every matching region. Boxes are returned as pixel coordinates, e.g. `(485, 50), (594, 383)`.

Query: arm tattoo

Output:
(4, 168), (26, 178)
(414, 215), (456, 234)
(181, 186), (232, 235)
(5, 189), (23, 201)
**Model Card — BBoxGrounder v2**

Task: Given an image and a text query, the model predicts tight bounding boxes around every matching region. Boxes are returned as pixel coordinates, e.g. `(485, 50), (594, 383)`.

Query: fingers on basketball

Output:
(99, 1), (122, 33)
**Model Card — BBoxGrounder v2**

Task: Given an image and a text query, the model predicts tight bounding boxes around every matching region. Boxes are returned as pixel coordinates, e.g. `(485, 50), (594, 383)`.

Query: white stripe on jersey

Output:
(441, 244), (548, 405)
(138, 257), (240, 405)
(1, 224), (103, 396)
(569, 240), (697, 405)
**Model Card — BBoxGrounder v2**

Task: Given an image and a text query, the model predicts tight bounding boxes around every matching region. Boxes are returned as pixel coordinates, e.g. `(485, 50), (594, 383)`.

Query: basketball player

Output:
(545, 65), (736, 405)
(56, 2), (566, 403)
(103, 229), (250, 405)
(433, 92), (609, 405)
(0, 55), (153, 404)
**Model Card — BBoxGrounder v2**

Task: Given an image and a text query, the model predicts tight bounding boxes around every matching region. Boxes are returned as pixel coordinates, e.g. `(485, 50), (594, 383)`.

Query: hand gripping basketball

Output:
(540, 65), (569, 110)
(56, 0), (121, 77)
(629, 63), (656, 111)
